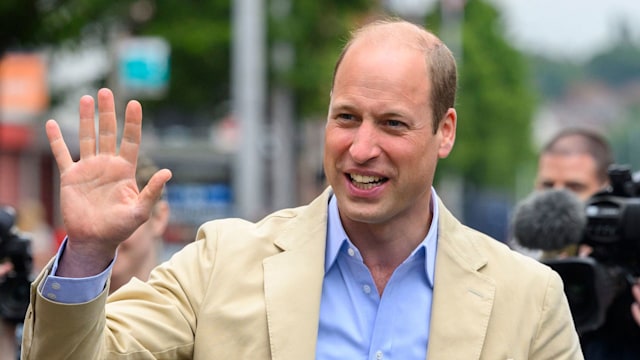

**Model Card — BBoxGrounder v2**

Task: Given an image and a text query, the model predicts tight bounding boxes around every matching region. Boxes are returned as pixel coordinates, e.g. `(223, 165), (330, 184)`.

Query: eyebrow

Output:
(330, 101), (410, 119)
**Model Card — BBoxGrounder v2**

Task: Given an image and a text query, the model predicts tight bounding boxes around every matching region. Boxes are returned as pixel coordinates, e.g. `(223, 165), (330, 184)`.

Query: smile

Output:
(349, 173), (388, 190)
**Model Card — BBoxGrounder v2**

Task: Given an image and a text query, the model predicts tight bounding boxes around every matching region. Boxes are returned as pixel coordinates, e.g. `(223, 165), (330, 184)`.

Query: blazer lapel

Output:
(426, 200), (496, 360)
(261, 191), (496, 359)
(263, 189), (330, 360)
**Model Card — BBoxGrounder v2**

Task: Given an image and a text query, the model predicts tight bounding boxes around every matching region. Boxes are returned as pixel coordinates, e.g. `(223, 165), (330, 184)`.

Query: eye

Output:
(537, 181), (553, 190)
(386, 119), (406, 128)
(338, 113), (354, 121)
(567, 183), (587, 194)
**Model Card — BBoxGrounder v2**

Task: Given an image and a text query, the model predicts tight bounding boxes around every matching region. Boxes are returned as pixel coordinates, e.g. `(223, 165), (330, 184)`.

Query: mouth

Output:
(348, 173), (388, 190)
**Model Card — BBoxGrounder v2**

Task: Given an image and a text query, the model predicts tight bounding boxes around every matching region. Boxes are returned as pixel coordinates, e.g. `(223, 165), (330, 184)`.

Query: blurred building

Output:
(0, 53), (55, 228)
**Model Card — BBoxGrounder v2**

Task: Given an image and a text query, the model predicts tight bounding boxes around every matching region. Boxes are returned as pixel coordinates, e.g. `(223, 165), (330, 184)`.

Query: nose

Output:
(349, 122), (381, 164)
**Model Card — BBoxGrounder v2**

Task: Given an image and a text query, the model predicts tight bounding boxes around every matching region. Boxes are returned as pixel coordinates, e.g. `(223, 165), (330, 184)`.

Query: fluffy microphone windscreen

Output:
(511, 189), (587, 251)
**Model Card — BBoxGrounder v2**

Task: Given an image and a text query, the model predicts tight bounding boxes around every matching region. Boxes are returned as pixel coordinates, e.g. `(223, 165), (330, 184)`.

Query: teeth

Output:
(350, 174), (381, 184)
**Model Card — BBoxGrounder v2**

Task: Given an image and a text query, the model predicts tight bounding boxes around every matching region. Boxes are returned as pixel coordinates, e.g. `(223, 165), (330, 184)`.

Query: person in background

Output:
(633, 283), (640, 326)
(535, 128), (612, 201)
(0, 263), (17, 360)
(15, 199), (54, 275)
(529, 127), (640, 359)
(0, 310), (16, 360)
(1, 202), (45, 360)
(109, 155), (170, 294)
(534, 127), (613, 259)
(21, 19), (581, 359)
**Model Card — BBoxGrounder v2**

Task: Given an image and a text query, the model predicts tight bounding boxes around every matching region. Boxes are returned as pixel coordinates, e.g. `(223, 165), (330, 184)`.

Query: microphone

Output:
(511, 188), (586, 251)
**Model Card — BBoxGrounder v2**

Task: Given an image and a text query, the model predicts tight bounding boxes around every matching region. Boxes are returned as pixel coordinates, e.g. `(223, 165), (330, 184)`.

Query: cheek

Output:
(397, 141), (438, 177)
(324, 128), (350, 167)
(121, 228), (152, 253)
(324, 128), (350, 154)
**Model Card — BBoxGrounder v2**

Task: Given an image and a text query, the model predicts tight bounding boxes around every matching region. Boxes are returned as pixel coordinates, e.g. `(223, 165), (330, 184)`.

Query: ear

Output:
(151, 200), (170, 236)
(437, 108), (457, 158)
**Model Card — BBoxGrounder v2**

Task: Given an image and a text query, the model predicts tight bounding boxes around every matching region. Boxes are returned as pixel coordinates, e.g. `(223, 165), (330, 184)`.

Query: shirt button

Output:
(347, 248), (355, 256)
(51, 282), (61, 290)
(376, 350), (383, 359)
(46, 293), (57, 300)
(363, 284), (371, 294)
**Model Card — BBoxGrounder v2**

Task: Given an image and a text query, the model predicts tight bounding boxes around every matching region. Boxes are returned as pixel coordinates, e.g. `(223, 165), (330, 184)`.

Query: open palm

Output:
(46, 88), (172, 276)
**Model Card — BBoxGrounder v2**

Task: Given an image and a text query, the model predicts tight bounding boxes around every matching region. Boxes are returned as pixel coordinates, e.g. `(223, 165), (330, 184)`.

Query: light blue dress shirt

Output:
(41, 240), (113, 303)
(40, 188), (440, 360)
(316, 190), (439, 360)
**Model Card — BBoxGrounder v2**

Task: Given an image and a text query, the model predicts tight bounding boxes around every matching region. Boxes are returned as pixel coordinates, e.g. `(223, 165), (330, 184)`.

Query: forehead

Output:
(332, 36), (430, 105)
(538, 153), (598, 180)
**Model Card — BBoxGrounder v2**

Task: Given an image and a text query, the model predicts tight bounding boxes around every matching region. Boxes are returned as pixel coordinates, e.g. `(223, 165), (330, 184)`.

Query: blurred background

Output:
(1, 0), (639, 258)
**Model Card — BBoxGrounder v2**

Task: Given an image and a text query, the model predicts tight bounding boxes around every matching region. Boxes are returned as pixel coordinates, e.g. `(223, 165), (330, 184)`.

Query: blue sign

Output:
(118, 37), (170, 97)
(166, 184), (234, 225)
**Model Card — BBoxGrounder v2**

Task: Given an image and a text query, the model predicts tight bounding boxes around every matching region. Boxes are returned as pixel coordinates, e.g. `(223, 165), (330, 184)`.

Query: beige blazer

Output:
(21, 188), (582, 359)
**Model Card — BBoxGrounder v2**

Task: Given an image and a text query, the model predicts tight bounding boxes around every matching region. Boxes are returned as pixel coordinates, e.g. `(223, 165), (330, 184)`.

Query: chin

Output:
(341, 204), (390, 225)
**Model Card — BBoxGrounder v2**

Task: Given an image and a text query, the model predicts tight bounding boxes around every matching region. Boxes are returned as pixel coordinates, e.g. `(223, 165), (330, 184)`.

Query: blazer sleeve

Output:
(21, 265), (110, 360)
(21, 239), (209, 360)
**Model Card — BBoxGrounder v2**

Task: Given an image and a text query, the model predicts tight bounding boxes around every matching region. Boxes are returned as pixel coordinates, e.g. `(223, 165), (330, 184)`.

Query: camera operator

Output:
(516, 127), (640, 359)
(534, 127), (613, 259)
(0, 206), (33, 360)
(0, 262), (17, 360)
(634, 282), (640, 325)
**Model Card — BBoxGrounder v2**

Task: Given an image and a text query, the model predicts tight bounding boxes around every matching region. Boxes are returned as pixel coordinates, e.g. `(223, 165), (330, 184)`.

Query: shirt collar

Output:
(325, 188), (440, 287)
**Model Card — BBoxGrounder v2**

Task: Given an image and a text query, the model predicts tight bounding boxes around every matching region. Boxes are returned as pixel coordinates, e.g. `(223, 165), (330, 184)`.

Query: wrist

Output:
(56, 239), (116, 278)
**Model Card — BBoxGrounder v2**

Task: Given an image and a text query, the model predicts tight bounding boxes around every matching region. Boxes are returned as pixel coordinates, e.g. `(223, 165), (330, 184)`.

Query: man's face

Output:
(323, 37), (456, 228)
(535, 153), (604, 201)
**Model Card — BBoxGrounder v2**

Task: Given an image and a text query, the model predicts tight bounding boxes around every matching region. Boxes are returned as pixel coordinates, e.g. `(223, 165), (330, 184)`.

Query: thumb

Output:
(139, 168), (173, 208)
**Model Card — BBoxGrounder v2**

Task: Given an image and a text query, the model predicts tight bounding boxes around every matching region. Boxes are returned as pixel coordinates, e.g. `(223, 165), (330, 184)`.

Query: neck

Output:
(343, 209), (433, 294)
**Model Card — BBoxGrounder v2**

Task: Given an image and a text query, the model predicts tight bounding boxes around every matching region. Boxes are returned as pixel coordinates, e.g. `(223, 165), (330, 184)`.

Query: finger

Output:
(138, 169), (172, 209)
(632, 301), (640, 326)
(97, 88), (118, 155)
(633, 283), (640, 303)
(119, 100), (143, 165)
(45, 119), (73, 173)
(78, 95), (96, 160)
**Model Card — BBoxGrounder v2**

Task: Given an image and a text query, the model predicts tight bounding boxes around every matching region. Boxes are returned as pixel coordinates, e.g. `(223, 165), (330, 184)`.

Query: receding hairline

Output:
(330, 18), (458, 133)
(541, 127), (614, 183)
(348, 19), (442, 57)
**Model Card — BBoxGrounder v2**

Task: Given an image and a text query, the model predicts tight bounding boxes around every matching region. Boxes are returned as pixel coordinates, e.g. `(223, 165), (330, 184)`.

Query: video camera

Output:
(544, 165), (640, 335)
(0, 205), (33, 324)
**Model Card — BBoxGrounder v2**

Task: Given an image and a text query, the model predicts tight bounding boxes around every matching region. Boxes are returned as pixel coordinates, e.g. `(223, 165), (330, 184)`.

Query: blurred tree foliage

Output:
(531, 39), (640, 102)
(586, 30), (640, 88)
(0, 0), (369, 128)
(2, 0), (541, 191)
(529, 56), (584, 100)
(0, 0), (127, 55)
(130, 1), (233, 128)
(428, 0), (537, 189)
(269, 1), (371, 117)
(528, 26), (640, 174)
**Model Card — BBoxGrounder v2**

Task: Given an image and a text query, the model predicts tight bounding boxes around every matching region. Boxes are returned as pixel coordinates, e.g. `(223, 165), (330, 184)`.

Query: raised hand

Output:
(46, 88), (172, 277)
(633, 282), (640, 327)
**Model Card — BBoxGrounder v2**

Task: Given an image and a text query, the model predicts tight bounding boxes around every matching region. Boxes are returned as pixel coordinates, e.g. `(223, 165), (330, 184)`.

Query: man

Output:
(0, 263), (18, 360)
(534, 127), (613, 259)
(21, 19), (582, 359)
(530, 127), (640, 359)
(634, 284), (640, 326)
(109, 155), (170, 293)
(535, 127), (612, 202)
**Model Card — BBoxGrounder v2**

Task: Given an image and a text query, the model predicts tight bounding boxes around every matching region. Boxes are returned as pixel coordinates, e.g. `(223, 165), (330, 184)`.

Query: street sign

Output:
(117, 37), (170, 98)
